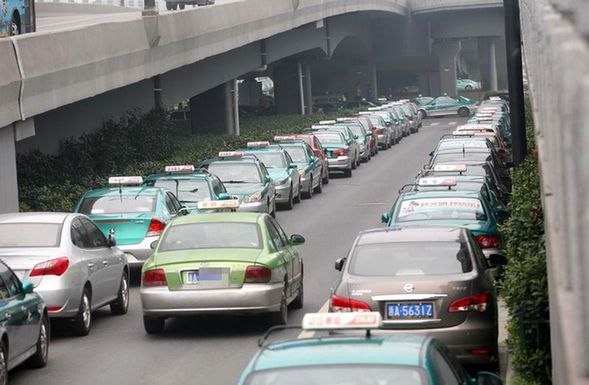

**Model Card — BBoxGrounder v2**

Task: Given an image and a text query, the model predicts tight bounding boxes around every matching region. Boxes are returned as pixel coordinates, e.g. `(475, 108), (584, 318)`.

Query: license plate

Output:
(387, 302), (434, 320)
(185, 268), (223, 284)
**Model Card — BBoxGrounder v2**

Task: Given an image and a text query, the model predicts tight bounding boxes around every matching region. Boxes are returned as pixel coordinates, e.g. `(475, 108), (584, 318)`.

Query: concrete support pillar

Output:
(190, 81), (236, 135)
(274, 61), (312, 115)
(478, 38), (491, 90)
(370, 63), (378, 101)
(495, 37), (508, 90)
(303, 63), (313, 115)
(432, 40), (461, 95)
(238, 78), (263, 106)
(489, 40), (498, 91)
(0, 125), (19, 214)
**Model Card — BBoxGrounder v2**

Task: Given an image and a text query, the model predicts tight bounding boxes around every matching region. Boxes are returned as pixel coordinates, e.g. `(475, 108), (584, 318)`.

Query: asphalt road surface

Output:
(10, 117), (465, 385)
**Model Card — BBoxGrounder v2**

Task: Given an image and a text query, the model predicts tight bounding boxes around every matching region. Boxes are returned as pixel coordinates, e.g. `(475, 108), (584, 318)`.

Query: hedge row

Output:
(500, 103), (551, 383)
(17, 110), (355, 212)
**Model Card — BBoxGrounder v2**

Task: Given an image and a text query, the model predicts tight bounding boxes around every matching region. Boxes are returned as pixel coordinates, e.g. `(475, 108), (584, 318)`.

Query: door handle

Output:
(102, 260), (109, 266)
(88, 263), (94, 269)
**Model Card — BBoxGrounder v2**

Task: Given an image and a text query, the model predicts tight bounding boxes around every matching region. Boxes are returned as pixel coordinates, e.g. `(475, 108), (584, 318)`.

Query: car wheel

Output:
(465, 85), (473, 91)
(351, 158), (357, 170)
(303, 177), (313, 199)
(419, 109), (427, 118)
(110, 271), (130, 315)
(344, 168), (352, 178)
(458, 107), (470, 117)
(268, 288), (288, 326)
(143, 316), (165, 334)
(294, 180), (302, 203)
(0, 341), (7, 385)
(72, 287), (92, 336)
(313, 174), (323, 194)
(10, 16), (20, 36)
(172, 3), (178, 9)
(179, 3), (185, 8)
(165, 2), (172, 9)
(26, 314), (49, 368)
(323, 167), (329, 185)
(284, 184), (294, 210)
(290, 270), (303, 309)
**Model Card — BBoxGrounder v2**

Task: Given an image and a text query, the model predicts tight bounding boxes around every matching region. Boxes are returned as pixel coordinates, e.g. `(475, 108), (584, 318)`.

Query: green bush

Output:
(500, 104), (551, 384)
(17, 110), (356, 212)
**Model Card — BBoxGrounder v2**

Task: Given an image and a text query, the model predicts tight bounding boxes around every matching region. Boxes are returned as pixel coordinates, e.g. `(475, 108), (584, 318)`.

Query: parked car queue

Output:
(0, 96), (512, 384)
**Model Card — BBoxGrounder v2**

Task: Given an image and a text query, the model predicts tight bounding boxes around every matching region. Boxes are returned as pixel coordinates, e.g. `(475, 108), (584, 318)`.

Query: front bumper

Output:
(328, 156), (352, 170)
(377, 135), (387, 146)
(237, 201), (266, 213)
(300, 174), (312, 192)
(274, 183), (292, 203)
(141, 282), (284, 317)
(119, 236), (159, 267)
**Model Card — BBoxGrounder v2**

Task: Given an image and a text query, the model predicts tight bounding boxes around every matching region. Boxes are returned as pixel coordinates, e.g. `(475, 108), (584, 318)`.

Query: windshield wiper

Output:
(223, 180), (247, 184)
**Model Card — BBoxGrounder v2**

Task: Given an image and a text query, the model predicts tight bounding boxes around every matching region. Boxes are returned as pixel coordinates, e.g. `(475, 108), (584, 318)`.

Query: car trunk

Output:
(155, 248), (264, 290)
(345, 273), (476, 329)
(92, 213), (155, 245)
(0, 248), (61, 286)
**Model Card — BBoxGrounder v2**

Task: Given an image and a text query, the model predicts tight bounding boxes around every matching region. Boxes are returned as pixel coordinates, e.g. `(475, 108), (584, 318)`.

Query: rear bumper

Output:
(140, 282), (284, 317)
(119, 236), (159, 267)
(328, 156), (351, 170)
(35, 275), (82, 318)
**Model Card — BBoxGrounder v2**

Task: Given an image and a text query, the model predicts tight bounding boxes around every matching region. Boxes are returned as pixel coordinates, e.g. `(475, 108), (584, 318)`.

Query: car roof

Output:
(171, 212), (264, 225)
(81, 186), (161, 197)
(251, 335), (430, 372)
(357, 227), (465, 244)
(0, 212), (74, 224)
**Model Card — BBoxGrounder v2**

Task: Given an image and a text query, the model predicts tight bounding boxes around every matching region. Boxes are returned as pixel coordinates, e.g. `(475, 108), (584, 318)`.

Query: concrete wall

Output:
(0, 126), (18, 213)
(519, 1), (589, 384)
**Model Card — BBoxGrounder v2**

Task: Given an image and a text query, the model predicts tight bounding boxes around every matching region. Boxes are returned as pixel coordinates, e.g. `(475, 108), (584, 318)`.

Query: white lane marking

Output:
(297, 300), (330, 339)
(448, 121), (457, 126)
(429, 122), (440, 126)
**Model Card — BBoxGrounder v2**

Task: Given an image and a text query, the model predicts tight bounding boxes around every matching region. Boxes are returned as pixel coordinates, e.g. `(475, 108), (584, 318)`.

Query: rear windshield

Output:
(207, 163), (262, 183)
(0, 223), (62, 247)
(433, 152), (491, 164)
(350, 241), (473, 276)
(284, 147), (308, 163)
(315, 133), (345, 146)
(249, 152), (286, 169)
(246, 365), (425, 385)
(158, 222), (261, 251)
(344, 124), (365, 138)
(153, 179), (211, 203)
(437, 140), (489, 151)
(79, 195), (156, 215)
(396, 197), (486, 222)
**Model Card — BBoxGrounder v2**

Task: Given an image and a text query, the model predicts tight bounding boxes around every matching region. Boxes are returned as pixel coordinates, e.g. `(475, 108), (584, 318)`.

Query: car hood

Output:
(268, 169), (290, 181)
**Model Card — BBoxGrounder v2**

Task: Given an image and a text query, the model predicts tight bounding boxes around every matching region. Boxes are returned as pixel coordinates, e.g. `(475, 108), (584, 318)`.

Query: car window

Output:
(285, 147), (308, 163)
(78, 194), (156, 214)
(153, 179), (212, 203)
(80, 218), (108, 248)
(252, 152), (286, 169)
(0, 223), (62, 248)
(0, 272), (10, 300)
(165, 192), (179, 214)
(430, 347), (462, 385)
(71, 218), (88, 248)
(436, 97), (455, 104)
(265, 218), (285, 249)
(158, 222), (262, 250)
(207, 162), (263, 183)
(396, 197), (487, 222)
(212, 177), (227, 195)
(0, 264), (22, 297)
(268, 216), (289, 246)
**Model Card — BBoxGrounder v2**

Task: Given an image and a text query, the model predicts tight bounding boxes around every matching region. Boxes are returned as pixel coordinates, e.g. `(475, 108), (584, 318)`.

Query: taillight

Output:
(448, 292), (489, 313)
(245, 265), (271, 283)
(332, 149), (349, 157)
(142, 269), (167, 287)
(475, 234), (500, 249)
(330, 294), (372, 312)
(146, 218), (166, 237)
(30, 257), (69, 277)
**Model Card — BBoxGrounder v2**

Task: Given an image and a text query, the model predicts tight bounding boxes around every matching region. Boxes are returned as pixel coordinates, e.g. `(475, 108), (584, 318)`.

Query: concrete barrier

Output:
(36, 2), (137, 14)
(0, 40), (22, 127)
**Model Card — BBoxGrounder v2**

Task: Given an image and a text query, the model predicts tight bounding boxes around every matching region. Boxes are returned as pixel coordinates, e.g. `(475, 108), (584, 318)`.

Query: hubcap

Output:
(82, 294), (91, 329)
(0, 349), (6, 385)
(10, 21), (18, 36)
(121, 276), (129, 308)
(40, 322), (48, 360)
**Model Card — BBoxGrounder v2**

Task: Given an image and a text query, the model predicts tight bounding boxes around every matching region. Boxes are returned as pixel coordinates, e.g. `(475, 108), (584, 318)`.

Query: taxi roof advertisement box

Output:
(0, 39), (22, 128)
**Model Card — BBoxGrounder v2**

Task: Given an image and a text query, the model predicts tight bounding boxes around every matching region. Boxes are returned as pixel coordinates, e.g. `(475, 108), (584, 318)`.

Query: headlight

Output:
(298, 170), (305, 177)
(243, 191), (263, 203)
(274, 178), (289, 186)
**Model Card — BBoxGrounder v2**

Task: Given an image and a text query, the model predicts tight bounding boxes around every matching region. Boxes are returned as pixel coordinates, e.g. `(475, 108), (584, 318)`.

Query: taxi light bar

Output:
(165, 165), (195, 173)
(489, 96), (502, 101)
(418, 177), (457, 187)
(197, 199), (240, 210)
(398, 99), (410, 103)
(273, 135), (297, 141)
(433, 164), (467, 172)
(311, 125), (330, 129)
(336, 117), (355, 122)
(358, 111), (373, 116)
(368, 107), (382, 111)
(108, 176), (143, 185)
(319, 120), (336, 125)
(302, 312), (382, 331)
(218, 151), (243, 158)
(246, 141), (270, 148)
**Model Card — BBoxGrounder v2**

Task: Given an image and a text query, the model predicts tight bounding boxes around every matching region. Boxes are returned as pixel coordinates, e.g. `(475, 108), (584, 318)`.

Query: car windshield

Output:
(284, 147), (308, 163)
(349, 241), (473, 276)
(249, 152), (286, 168)
(416, 180), (483, 192)
(437, 140), (489, 151)
(396, 197), (487, 222)
(153, 179), (211, 203)
(79, 194), (156, 214)
(368, 116), (384, 127)
(158, 222), (261, 250)
(315, 133), (345, 146)
(208, 163), (262, 183)
(342, 124), (365, 138)
(0, 223), (62, 247)
(246, 365), (425, 385)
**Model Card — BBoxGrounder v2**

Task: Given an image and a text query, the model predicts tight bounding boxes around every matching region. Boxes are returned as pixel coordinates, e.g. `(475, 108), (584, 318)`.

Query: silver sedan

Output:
(0, 213), (130, 336)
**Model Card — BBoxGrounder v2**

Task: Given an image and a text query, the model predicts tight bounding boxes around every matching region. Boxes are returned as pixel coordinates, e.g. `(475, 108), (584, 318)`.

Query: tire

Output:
(110, 271), (130, 315)
(465, 85), (473, 91)
(179, 3), (185, 8)
(284, 184), (294, 210)
(322, 168), (329, 185)
(143, 316), (165, 334)
(165, 2), (172, 9)
(344, 168), (352, 178)
(313, 174), (323, 194)
(0, 341), (7, 385)
(294, 180), (302, 203)
(72, 288), (92, 336)
(290, 270), (304, 310)
(10, 16), (20, 36)
(419, 109), (427, 118)
(268, 288), (288, 325)
(351, 158), (357, 170)
(458, 107), (470, 117)
(26, 314), (49, 368)
(302, 177), (313, 199)
(172, 3), (178, 9)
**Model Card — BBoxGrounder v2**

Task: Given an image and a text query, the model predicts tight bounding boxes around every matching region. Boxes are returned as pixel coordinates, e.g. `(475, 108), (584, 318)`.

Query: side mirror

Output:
(472, 372), (503, 385)
(150, 240), (158, 250)
(218, 192), (231, 200)
(354, 135), (359, 139)
(21, 280), (34, 294)
(334, 257), (346, 271)
(178, 207), (190, 216)
(381, 212), (391, 224)
(288, 164), (298, 169)
(289, 234), (305, 245)
(489, 254), (508, 267)
(107, 228), (117, 247)
(429, 151), (434, 157)
(265, 176), (272, 184)
(495, 210), (510, 222)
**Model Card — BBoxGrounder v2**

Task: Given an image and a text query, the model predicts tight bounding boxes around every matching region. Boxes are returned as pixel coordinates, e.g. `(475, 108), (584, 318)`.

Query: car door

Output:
(79, 217), (113, 307)
(0, 264), (30, 360)
(306, 144), (321, 185)
(270, 217), (301, 298)
(265, 218), (292, 295)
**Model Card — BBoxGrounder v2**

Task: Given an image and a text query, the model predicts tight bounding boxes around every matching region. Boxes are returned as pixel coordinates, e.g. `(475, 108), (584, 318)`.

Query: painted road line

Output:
(297, 300), (330, 339)
(448, 121), (457, 125)
(429, 122), (440, 126)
